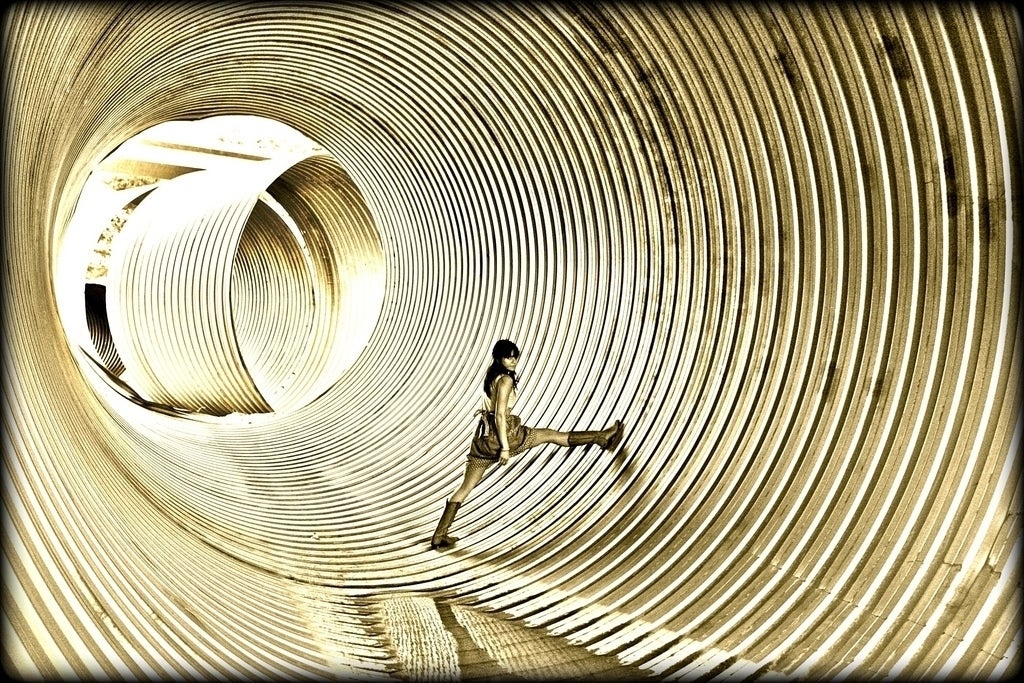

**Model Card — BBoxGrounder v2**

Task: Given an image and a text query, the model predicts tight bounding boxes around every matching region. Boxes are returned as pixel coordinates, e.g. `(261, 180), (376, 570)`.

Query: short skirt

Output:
(468, 412), (535, 461)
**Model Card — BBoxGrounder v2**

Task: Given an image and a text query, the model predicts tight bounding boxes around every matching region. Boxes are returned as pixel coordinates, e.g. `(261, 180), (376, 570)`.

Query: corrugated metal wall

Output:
(3, 2), (1020, 680)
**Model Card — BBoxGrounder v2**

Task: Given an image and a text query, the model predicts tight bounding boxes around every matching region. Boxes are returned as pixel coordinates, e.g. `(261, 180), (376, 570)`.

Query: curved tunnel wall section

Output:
(3, 2), (1020, 681)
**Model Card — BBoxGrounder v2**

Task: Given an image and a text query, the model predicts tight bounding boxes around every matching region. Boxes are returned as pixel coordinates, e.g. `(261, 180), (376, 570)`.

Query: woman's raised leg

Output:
(530, 421), (624, 450)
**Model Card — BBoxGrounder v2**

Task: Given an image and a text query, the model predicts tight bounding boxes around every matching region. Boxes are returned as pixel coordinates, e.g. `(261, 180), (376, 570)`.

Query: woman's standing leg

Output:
(431, 458), (491, 549)
(450, 460), (489, 503)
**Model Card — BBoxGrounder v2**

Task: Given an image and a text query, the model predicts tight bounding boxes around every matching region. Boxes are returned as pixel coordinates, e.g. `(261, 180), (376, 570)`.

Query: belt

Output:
(475, 409), (495, 438)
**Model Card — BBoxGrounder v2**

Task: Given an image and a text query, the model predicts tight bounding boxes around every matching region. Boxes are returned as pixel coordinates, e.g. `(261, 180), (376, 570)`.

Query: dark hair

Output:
(483, 339), (520, 397)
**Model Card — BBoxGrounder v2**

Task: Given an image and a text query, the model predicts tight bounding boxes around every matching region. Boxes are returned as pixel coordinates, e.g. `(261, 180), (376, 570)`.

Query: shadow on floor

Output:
(368, 593), (656, 682)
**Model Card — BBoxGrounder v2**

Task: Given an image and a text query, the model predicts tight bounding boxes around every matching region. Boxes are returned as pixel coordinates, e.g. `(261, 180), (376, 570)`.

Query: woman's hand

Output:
(499, 448), (510, 466)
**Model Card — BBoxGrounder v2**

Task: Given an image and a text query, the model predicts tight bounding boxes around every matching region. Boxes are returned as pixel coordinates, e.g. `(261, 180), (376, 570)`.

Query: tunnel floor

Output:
(351, 594), (658, 681)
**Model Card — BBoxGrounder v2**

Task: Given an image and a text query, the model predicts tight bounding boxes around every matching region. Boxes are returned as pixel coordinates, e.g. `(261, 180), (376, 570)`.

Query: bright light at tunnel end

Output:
(55, 115), (386, 420)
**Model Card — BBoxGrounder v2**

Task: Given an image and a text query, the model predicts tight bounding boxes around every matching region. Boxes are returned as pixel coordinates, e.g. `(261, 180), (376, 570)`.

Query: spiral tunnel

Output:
(3, 2), (1021, 681)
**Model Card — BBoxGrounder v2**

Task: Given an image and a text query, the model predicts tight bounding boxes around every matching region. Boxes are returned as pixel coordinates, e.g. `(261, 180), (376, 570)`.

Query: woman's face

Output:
(501, 354), (519, 372)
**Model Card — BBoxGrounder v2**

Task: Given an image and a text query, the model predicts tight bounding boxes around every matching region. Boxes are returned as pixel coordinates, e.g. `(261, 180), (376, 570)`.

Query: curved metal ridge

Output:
(101, 152), (383, 415)
(3, 2), (1020, 681)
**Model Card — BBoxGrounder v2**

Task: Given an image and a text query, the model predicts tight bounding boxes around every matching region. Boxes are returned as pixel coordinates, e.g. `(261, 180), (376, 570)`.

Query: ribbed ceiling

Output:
(3, 2), (1020, 681)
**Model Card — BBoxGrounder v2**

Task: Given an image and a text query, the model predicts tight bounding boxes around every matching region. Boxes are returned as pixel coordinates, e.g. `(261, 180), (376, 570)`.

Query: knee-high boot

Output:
(568, 420), (625, 450)
(430, 500), (462, 550)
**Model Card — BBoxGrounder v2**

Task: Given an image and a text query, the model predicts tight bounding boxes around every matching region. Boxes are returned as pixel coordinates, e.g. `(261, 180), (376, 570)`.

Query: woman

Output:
(431, 339), (624, 550)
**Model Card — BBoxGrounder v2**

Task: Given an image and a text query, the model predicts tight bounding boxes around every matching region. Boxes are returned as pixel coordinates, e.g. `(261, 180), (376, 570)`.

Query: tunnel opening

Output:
(58, 115), (386, 418)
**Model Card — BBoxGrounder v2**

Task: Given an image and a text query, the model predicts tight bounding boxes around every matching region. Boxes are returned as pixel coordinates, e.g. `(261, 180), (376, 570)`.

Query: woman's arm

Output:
(493, 374), (513, 465)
